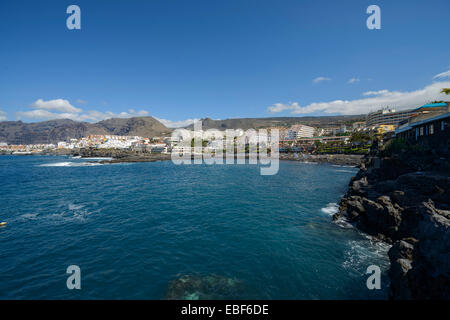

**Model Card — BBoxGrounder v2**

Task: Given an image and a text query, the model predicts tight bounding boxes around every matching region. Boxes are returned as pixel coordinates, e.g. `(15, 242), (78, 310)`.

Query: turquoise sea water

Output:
(0, 155), (390, 299)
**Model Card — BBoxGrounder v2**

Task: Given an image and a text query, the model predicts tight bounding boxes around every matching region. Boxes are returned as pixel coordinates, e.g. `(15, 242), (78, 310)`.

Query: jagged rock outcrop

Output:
(334, 153), (450, 299)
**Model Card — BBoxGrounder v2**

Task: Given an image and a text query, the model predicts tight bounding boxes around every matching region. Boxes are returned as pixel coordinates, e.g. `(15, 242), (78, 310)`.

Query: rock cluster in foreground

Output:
(334, 153), (449, 299)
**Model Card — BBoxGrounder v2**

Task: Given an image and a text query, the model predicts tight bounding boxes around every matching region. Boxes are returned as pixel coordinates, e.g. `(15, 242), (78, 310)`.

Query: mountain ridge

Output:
(0, 114), (365, 144)
(185, 115), (365, 130)
(0, 116), (172, 144)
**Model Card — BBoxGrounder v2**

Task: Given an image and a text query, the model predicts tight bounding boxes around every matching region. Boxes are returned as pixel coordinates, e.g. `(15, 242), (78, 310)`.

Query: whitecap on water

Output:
(301, 161), (318, 165)
(333, 218), (354, 229)
(342, 239), (391, 273)
(331, 164), (357, 168)
(14, 203), (91, 225)
(28, 203), (94, 224)
(38, 162), (103, 167)
(20, 213), (39, 220)
(321, 203), (339, 215)
(59, 202), (92, 222)
(68, 203), (84, 211)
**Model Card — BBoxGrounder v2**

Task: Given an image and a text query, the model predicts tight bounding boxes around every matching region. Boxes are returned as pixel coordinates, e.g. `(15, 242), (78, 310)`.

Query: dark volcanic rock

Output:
(335, 153), (450, 299)
(388, 240), (414, 300)
(358, 196), (402, 240)
(73, 148), (171, 163)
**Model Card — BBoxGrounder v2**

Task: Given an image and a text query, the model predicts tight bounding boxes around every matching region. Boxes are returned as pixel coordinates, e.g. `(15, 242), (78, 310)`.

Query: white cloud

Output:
(0, 110), (7, 121)
(362, 89), (389, 96)
(313, 76), (331, 84)
(267, 102), (301, 113)
(433, 69), (450, 79)
(76, 109), (149, 122)
(16, 99), (150, 122)
(16, 109), (81, 120)
(348, 78), (360, 84)
(76, 99), (88, 105)
(154, 117), (200, 128)
(30, 99), (82, 113)
(267, 81), (450, 115)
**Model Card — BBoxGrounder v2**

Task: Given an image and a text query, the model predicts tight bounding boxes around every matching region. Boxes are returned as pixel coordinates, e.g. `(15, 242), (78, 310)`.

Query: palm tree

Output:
(441, 88), (450, 95)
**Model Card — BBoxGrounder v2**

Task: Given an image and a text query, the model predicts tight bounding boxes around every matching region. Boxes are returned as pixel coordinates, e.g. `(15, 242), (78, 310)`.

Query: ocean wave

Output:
(17, 203), (93, 225)
(333, 218), (354, 229)
(321, 203), (339, 215)
(331, 164), (357, 168)
(68, 203), (84, 211)
(20, 213), (39, 220)
(38, 162), (103, 167)
(342, 239), (391, 272)
(47, 202), (93, 223)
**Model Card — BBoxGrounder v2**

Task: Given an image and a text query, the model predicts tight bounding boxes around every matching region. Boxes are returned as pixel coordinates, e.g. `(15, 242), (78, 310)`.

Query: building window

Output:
(430, 124), (434, 134)
(415, 128), (419, 140)
(442, 121), (445, 131)
(420, 127), (424, 136)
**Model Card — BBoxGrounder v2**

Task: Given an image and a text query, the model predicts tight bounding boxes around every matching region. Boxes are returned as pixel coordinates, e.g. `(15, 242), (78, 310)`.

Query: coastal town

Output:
(2, 0), (450, 307)
(1, 102), (448, 158)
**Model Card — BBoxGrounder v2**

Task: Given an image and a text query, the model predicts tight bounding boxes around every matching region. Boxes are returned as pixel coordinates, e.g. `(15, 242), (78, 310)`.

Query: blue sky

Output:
(0, 0), (449, 127)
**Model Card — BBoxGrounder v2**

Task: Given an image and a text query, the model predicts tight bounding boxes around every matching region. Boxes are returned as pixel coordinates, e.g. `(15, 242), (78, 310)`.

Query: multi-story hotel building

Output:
(366, 108), (415, 126)
(366, 103), (448, 127)
(287, 124), (315, 139)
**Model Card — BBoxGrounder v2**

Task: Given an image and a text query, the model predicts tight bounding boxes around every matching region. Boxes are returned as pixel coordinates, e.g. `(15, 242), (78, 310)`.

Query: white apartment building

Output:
(287, 125), (315, 140)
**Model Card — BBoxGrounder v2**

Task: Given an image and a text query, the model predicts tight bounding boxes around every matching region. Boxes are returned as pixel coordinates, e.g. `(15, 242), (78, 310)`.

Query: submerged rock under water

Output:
(166, 274), (245, 300)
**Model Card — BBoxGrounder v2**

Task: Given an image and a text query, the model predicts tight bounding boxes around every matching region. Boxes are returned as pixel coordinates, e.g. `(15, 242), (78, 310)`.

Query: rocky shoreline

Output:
(96, 153), (363, 166)
(72, 148), (172, 163)
(7, 148), (364, 166)
(280, 153), (364, 166)
(333, 150), (449, 299)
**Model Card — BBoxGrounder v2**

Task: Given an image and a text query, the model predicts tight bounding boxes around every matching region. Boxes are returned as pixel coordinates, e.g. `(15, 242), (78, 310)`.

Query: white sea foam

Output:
(81, 157), (113, 160)
(17, 203), (92, 225)
(321, 202), (339, 215)
(333, 218), (354, 229)
(331, 164), (357, 168)
(68, 203), (84, 211)
(342, 239), (391, 272)
(20, 213), (39, 220)
(39, 161), (103, 167)
(47, 202), (93, 224)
